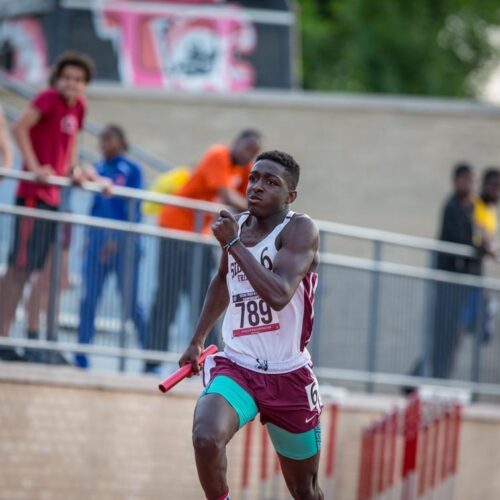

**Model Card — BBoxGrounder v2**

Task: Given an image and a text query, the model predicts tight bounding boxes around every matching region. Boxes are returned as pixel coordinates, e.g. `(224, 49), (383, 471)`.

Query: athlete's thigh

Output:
(193, 393), (240, 445)
(278, 451), (321, 495)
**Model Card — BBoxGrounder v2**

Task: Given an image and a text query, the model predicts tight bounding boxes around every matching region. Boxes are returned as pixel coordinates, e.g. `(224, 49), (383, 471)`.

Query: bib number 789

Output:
(232, 293), (280, 337)
(235, 298), (273, 328)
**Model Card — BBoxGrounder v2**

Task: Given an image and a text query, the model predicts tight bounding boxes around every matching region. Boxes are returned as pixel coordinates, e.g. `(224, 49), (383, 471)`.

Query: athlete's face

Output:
(56, 65), (87, 103)
(247, 160), (297, 217)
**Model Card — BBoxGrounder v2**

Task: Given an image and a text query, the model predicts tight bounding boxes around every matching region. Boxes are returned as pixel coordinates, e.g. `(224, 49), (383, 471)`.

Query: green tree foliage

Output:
(297, 0), (500, 97)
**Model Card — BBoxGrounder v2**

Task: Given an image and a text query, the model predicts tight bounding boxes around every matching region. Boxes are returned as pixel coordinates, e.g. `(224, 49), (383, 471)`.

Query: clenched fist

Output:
(212, 210), (239, 247)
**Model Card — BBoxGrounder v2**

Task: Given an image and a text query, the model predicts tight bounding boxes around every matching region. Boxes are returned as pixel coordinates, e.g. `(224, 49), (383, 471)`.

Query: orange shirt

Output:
(159, 144), (251, 233)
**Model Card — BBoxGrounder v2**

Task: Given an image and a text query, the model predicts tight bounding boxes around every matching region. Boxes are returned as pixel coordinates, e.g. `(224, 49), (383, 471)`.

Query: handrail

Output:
(1, 203), (496, 290)
(0, 168), (481, 259)
(0, 75), (172, 173)
(316, 219), (475, 257)
(0, 167), (225, 215)
(0, 203), (218, 245)
(321, 253), (500, 291)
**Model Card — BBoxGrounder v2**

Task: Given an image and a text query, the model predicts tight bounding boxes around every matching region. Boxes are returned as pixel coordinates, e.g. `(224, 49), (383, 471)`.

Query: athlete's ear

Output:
(287, 190), (297, 204)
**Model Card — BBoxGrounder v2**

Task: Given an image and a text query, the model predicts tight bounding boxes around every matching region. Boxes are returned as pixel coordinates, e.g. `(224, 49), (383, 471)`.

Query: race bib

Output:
(305, 379), (322, 413)
(232, 291), (280, 337)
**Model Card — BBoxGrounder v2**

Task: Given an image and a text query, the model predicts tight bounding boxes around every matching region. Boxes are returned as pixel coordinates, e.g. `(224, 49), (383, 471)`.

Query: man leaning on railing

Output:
(0, 51), (93, 363)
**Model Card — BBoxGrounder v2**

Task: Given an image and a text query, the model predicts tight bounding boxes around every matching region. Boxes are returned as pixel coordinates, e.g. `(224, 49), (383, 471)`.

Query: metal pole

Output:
(366, 240), (382, 392)
(118, 198), (136, 372)
(189, 210), (204, 337)
(310, 230), (325, 365)
(471, 287), (484, 400)
(45, 185), (70, 360)
(422, 250), (437, 377)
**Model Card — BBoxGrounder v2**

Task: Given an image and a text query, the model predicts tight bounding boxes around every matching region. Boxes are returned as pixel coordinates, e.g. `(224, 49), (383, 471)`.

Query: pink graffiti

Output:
(94, 0), (256, 91)
(0, 17), (48, 84)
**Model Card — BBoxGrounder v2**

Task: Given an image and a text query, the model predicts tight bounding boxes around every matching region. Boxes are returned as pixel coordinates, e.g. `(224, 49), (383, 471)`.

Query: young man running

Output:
(179, 150), (323, 500)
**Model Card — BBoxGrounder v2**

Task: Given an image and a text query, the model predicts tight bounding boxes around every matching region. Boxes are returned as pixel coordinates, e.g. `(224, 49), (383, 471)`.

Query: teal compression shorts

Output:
(202, 374), (322, 460)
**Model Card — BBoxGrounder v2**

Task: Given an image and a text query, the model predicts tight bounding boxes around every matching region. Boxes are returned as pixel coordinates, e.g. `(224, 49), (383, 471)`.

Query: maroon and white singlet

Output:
(221, 211), (318, 374)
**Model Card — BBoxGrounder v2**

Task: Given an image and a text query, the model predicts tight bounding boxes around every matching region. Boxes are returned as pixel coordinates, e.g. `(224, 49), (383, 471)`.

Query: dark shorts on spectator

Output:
(8, 197), (58, 271)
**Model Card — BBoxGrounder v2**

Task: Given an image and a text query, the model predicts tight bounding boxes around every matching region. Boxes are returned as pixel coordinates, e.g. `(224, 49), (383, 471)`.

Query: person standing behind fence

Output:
(429, 163), (480, 379)
(145, 130), (262, 373)
(460, 168), (500, 345)
(0, 51), (93, 362)
(74, 125), (147, 368)
(141, 165), (191, 218)
(472, 168), (500, 265)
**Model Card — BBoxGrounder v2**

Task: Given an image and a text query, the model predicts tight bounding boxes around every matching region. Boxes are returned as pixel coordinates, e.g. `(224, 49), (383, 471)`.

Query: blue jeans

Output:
(76, 231), (147, 368)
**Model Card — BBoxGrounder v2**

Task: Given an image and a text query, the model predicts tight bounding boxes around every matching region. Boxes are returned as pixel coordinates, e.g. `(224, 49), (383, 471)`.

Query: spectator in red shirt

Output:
(0, 51), (94, 362)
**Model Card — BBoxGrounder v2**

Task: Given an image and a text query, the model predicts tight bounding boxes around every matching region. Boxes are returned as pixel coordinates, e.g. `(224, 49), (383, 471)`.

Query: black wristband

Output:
(224, 236), (241, 250)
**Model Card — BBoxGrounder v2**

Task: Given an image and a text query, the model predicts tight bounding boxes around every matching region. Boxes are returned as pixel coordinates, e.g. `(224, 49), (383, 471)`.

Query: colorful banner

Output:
(93, 0), (256, 90)
(0, 1), (293, 91)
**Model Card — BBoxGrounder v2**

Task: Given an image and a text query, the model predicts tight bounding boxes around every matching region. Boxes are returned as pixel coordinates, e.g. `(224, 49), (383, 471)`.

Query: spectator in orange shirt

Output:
(145, 129), (262, 372)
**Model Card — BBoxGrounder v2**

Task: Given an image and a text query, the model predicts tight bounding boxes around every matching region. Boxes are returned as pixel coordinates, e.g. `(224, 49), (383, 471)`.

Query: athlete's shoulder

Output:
(289, 213), (319, 233)
(282, 213), (319, 245)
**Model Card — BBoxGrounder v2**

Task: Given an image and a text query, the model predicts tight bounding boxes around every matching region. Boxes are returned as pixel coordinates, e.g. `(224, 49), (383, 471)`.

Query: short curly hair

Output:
(255, 150), (300, 190)
(49, 51), (94, 87)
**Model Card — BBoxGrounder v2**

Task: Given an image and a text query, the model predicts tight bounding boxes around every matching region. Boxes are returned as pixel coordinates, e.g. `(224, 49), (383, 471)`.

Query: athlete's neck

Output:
(248, 207), (289, 234)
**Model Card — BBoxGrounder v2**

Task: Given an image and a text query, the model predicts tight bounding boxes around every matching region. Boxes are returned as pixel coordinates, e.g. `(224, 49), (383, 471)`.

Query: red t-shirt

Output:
(16, 88), (86, 207)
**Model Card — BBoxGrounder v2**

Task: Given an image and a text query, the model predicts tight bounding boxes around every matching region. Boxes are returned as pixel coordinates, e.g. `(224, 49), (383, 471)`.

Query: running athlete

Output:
(179, 150), (322, 500)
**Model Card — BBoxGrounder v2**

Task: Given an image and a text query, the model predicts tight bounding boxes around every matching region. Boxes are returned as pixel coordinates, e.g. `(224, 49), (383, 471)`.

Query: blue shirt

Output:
(90, 155), (143, 222)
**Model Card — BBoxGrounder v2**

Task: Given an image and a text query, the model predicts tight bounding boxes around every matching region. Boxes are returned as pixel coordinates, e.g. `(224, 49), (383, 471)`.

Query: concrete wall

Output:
(3, 87), (500, 240)
(84, 88), (500, 240)
(1, 363), (500, 500)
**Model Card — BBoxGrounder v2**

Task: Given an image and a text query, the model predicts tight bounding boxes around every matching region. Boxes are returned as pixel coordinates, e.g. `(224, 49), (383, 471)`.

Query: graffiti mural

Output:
(0, 17), (48, 84)
(0, 1), (292, 91)
(93, 0), (256, 90)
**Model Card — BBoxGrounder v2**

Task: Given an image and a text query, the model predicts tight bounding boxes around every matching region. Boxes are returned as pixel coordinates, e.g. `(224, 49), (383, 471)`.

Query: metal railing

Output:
(1, 169), (500, 398)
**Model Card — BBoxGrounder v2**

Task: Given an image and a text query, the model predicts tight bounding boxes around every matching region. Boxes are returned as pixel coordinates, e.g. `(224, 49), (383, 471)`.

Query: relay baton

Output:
(158, 344), (218, 393)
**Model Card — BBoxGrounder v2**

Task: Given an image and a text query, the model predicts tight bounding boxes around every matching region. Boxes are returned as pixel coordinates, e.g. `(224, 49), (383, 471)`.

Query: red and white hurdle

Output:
(356, 388), (467, 500)
(239, 386), (345, 500)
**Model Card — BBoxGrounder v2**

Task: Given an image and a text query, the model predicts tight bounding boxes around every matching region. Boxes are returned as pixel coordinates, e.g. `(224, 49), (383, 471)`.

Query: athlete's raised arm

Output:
(212, 210), (319, 311)
(178, 249), (230, 373)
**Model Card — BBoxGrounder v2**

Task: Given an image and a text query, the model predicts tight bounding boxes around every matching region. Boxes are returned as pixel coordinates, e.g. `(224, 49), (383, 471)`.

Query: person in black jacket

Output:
(430, 163), (478, 378)
(406, 163), (477, 386)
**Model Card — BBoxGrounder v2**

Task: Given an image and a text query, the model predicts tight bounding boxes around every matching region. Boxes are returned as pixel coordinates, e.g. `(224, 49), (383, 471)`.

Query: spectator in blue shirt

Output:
(75, 124), (147, 368)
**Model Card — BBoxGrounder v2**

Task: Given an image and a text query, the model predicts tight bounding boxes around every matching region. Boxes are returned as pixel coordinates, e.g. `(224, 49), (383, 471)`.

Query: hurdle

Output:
(356, 388), (467, 500)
